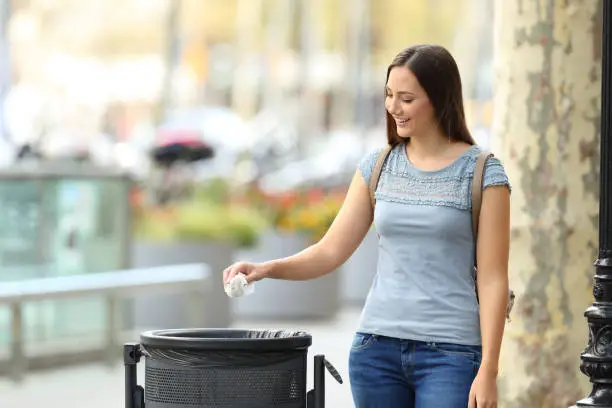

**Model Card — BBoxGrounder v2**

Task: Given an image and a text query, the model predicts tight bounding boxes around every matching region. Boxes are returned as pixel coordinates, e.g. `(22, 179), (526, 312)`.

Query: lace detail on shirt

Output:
(378, 171), (472, 210)
(358, 144), (511, 211)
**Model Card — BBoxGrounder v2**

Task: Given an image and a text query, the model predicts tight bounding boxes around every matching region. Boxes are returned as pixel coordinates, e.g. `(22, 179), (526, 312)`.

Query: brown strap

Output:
(472, 151), (493, 265)
(369, 145), (393, 208)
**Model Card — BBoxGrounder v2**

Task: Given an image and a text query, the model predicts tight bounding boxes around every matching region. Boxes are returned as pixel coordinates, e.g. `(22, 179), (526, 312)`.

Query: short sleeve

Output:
(358, 148), (383, 185)
(483, 156), (511, 192)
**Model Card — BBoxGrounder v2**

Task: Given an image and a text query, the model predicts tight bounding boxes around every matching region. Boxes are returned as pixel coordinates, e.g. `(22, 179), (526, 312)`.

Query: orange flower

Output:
(306, 188), (325, 205)
(279, 191), (301, 209)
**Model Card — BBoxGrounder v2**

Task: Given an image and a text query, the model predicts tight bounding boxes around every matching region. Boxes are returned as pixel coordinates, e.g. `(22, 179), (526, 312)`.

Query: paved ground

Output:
(0, 307), (362, 408)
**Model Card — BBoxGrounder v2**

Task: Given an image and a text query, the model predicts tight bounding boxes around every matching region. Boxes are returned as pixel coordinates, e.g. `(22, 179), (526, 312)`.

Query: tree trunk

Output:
(262, 0), (294, 112)
(231, 0), (262, 119)
(157, 0), (180, 124)
(492, 0), (602, 407)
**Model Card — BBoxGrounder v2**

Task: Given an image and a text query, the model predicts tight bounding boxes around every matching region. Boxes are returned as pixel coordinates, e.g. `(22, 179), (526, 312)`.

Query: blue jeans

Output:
(348, 332), (482, 408)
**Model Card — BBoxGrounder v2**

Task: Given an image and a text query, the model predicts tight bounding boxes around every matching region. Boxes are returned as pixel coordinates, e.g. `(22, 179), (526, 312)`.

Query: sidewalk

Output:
(0, 307), (361, 408)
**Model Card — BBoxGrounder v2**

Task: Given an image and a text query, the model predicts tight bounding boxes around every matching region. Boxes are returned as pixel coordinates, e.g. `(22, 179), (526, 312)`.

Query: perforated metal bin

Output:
(124, 329), (343, 408)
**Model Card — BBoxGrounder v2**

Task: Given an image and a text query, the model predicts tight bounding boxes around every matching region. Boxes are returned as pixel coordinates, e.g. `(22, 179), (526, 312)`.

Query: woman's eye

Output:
(403, 99), (414, 103)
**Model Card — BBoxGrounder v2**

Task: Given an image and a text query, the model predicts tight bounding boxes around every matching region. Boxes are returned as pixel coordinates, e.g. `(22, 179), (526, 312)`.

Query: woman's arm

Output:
(261, 169), (375, 281)
(475, 184), (511, 376)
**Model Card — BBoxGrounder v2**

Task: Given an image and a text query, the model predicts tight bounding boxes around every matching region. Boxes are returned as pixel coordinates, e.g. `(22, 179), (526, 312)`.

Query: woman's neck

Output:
(405, 129), (455, 159)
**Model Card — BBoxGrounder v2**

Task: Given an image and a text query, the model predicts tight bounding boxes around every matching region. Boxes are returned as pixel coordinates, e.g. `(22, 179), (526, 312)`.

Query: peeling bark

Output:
(492, 0), (602, 407)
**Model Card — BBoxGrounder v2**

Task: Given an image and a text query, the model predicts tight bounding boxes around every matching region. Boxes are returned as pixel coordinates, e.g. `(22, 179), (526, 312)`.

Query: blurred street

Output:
(0, 1), (606, 407)
(0, 306), (361, 408)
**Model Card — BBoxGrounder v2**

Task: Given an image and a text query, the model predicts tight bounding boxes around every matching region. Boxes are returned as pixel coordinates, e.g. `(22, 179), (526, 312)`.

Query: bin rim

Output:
(139, 328), (313, 351)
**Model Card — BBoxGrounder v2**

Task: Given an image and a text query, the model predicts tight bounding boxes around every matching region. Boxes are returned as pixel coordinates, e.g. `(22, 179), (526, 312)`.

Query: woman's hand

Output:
(468, 368), (498, 408)
(223, 261), (268, 285)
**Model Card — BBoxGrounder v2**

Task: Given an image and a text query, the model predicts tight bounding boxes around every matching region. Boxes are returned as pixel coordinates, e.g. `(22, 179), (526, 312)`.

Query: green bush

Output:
(135, 201), (267, 249)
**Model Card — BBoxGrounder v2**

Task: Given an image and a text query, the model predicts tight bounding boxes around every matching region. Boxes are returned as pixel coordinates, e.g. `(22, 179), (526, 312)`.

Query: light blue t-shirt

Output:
(357, 143), (510, 346)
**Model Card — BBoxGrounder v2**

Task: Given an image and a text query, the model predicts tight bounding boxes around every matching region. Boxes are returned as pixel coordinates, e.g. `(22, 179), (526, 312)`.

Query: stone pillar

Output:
(492, 1), (602, 407)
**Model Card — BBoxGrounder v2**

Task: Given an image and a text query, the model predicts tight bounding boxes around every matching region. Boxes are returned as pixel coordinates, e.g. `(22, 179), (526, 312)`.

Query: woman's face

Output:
(385, 66), (437, 139)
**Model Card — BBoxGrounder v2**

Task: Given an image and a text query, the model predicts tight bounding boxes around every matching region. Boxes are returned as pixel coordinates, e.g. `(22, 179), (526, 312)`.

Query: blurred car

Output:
(245, 108), (301, 178)
(258, 130), (366, 193)
(152, 129), (214, 165)
(157, 106), (254, 181)
(32, 130), (149, 179)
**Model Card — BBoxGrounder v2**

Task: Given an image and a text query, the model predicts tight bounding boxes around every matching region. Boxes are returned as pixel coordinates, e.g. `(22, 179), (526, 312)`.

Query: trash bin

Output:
(124, 329), (343, 408)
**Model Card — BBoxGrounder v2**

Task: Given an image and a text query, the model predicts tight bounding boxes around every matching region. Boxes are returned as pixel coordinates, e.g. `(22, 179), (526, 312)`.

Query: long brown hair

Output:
(385, 44), (475, 146)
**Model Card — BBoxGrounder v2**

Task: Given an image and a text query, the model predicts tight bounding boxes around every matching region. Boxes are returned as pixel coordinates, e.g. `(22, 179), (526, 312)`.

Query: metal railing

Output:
(0, 263), (211, 382)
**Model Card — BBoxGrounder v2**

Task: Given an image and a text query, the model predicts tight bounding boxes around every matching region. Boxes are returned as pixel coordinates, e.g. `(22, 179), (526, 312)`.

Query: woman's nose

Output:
(386, 98), (401, 116)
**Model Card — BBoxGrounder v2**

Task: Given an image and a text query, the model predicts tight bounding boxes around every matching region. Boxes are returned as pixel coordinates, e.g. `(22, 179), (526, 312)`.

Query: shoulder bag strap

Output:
(472, 150), (493, 267)
(369, 145), (393, 208)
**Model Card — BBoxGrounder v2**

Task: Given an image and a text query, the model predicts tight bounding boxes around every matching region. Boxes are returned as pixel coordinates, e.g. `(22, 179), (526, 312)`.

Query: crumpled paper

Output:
(224, 273), (255, 298)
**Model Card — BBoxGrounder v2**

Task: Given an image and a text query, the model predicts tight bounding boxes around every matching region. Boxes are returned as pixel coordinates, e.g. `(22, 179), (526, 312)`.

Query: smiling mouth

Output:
(395, 118), (409, 127)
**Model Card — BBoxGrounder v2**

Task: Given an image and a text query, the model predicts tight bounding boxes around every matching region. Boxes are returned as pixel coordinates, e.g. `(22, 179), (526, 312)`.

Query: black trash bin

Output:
(124, 329), (343, 408)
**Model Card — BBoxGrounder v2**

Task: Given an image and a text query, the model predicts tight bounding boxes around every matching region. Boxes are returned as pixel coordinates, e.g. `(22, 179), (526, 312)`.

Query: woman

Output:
(223, 44), (510, 408)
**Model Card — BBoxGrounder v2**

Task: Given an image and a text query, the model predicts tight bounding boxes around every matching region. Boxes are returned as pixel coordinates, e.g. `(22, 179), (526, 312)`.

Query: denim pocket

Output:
(351, 332), (376, 351)
(429, 342), (481, 360)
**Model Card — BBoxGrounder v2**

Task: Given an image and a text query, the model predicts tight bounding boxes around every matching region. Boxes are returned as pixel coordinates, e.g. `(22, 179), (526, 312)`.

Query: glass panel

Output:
(0, 174), (130, 348)
(0, 180), (43, 278)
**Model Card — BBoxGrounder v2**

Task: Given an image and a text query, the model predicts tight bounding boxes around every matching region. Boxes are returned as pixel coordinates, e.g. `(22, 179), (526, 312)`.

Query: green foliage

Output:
(174, 202), (267, 248)
(134, 180), (268, 248)
(191, 178), (231, 204)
